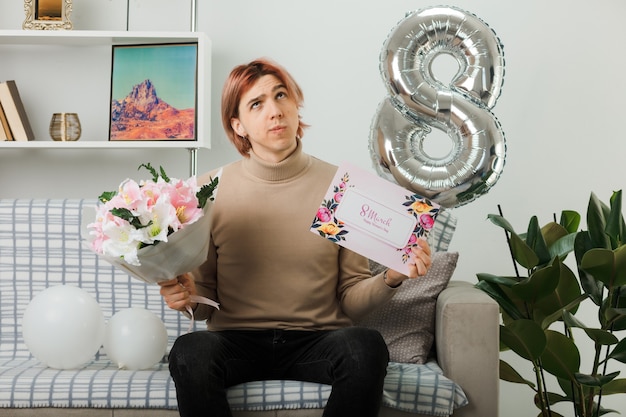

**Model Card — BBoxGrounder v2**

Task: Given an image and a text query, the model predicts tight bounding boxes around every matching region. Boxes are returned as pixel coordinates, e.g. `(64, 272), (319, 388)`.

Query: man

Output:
(160, 58), (432, 417)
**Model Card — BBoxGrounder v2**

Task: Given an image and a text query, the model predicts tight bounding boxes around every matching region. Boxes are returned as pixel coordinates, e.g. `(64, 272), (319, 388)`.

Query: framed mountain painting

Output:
(109, 43), (198, 142)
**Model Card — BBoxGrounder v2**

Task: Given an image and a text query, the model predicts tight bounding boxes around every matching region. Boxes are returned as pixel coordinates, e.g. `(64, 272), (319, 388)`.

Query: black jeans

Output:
(168, 327), (389, 417)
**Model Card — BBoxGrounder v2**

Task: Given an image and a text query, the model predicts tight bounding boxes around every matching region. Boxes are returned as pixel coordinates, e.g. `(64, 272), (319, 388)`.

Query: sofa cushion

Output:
(0, 357), (466, 415)
(359, 252), (460, 363)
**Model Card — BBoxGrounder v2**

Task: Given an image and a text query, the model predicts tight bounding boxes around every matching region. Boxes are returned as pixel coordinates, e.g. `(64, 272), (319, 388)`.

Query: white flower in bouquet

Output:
(85, 163), (218, 284)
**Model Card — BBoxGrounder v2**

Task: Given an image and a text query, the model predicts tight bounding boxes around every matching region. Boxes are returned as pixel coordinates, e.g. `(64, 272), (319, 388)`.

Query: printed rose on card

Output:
(310, 161), (440, 275)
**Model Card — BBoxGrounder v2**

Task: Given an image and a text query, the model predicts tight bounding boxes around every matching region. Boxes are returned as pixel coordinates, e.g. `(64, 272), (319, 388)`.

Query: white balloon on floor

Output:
(22, 285), (105, 369)
(103, 307), (168, 370)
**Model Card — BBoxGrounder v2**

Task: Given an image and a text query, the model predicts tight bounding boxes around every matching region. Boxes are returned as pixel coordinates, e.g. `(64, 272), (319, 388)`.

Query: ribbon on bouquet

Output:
(185, 294), (220, 333)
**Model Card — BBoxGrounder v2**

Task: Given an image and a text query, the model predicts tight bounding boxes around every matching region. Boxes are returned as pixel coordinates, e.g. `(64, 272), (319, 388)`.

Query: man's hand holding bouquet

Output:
(84, 163), (219, 313)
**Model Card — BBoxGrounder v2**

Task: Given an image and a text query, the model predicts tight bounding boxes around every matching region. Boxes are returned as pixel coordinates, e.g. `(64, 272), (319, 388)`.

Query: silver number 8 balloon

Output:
(369, 6), (506, 208)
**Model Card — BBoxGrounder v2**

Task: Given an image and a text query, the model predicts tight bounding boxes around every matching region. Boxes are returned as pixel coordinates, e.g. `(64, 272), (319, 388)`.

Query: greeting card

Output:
(310, 161), (440, 275)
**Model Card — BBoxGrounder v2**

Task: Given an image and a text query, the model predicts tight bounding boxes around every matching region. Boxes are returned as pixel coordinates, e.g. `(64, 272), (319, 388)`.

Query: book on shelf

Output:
(0, 80), (34, 141)
(0, 101), (12, 141)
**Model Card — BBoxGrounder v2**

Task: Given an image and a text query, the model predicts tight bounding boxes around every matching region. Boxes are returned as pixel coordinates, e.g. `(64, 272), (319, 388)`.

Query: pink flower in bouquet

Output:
(167, 177), (204, 226)
(87, 163), (218, 267)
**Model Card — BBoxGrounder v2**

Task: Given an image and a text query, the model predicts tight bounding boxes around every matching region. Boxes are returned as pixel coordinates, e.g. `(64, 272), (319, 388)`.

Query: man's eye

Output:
(251, 101), (260, 109)
(276, 91), (287, 99)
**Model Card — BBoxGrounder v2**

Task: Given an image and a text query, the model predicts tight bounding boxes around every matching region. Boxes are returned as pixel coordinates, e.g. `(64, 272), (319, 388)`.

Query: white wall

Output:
(2, 1), (626, 415)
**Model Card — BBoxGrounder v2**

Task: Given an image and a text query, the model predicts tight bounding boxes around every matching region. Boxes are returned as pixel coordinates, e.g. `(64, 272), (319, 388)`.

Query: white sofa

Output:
(0, 199), (499, 417)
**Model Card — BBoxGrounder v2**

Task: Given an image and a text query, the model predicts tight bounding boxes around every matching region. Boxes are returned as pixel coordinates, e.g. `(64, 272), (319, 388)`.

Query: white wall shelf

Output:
(0, 30), (211, 152)
(0, 140), (204, 149)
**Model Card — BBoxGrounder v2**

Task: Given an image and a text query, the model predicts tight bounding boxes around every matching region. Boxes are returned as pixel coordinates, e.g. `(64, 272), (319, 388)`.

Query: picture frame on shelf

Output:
(109, 43), (199, 142)
(23, 0), (73, 30)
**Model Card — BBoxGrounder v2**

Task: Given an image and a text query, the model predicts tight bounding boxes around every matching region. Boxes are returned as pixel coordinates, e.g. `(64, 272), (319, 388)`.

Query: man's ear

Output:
(231, 118), (246, 138)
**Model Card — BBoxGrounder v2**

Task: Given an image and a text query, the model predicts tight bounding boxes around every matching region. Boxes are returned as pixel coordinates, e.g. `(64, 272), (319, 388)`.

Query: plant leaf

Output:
(540, 294), (588, 330)
(511, 233), (540, 270)
(541, 222), (568, 253)
(540, 330), (580, 380)
(500, 320), (546, 361)
(475, 279), (525, 320)
(487, 214), (539, 269)
(487, 213), (517, 234)
(499, 359), (536, 387)
(542, 391), (570, 407)
(607, 337), (626, 364)
(511, 257), (560, 303)
(562, 310), (618, 345)
(527, 216), (551, 266)
(138, 162), (160, 182)
(534, 262), (583, 326)
(196, 176), (219, 208)
(159, 166), (170, 182)
(575, 371), (619, 388)
(574, 231), (605, 305)
(587, 192), (611, 249)
(476, 273), (518, 288)
(602, 377), (626, 395)
(605, 304), (626, 331)
(560, 210), (581, 234)
(109, 207), (148, 230)
(581, 248), (615, 288)
(606, 190), (624, 246)
(548, 232), (577, 261)
(98, 191), (117, 203)
(582, 246), (626, 288)
(532, 400), (566, 417)
(614, 244), (626, 287)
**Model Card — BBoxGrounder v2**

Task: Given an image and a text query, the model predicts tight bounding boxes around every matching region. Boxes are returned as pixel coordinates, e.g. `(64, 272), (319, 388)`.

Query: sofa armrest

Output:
(435, 281), (499, 417)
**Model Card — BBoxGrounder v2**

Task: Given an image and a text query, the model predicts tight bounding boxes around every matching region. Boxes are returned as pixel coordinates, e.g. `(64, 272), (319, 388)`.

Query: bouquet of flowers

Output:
(84, 163), (219, 285)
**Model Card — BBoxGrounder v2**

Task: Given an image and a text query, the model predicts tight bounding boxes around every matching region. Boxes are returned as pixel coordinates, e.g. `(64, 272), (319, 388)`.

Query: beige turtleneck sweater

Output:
(191, 142), (397, 331)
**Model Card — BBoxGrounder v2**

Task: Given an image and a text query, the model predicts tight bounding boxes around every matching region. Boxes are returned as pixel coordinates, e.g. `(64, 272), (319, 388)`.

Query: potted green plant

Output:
(476, 190), (626, 417)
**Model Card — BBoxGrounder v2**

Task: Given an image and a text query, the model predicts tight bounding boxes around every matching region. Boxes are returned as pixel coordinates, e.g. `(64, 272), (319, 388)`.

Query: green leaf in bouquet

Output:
(197, 176), (219, 208)
(137, 162), (159, 182)
(138, 162), (163, 182)
(110, 207), (149, 230)
(98, 191), (117, 203)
